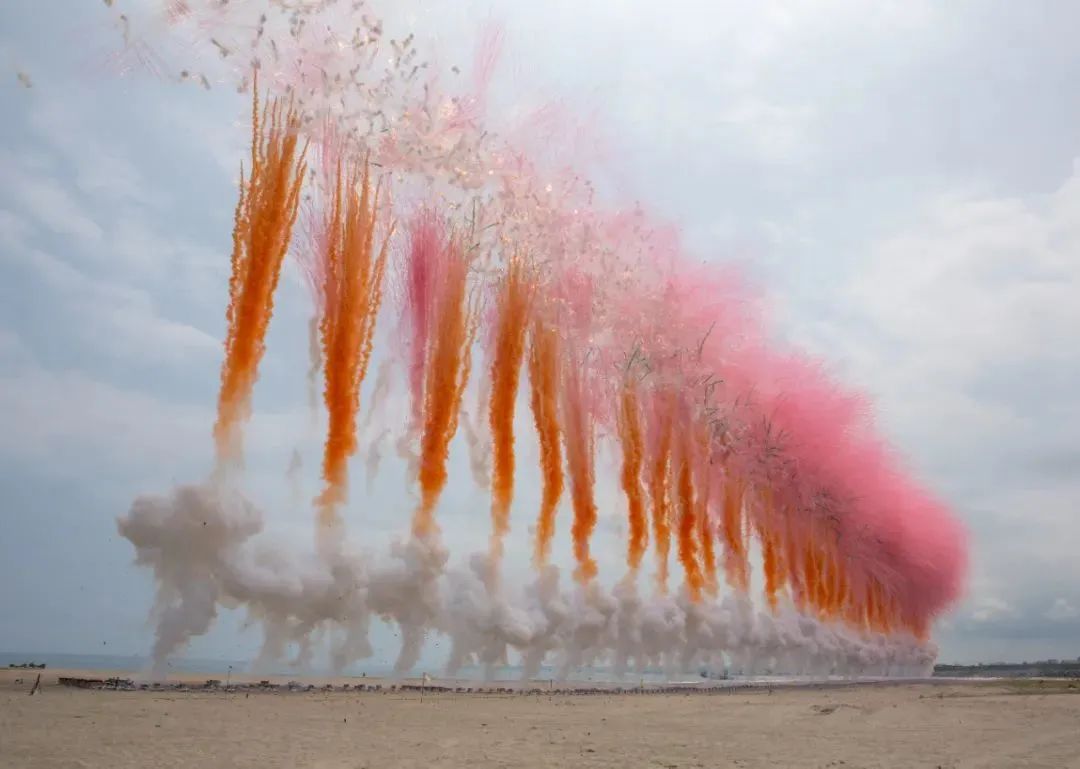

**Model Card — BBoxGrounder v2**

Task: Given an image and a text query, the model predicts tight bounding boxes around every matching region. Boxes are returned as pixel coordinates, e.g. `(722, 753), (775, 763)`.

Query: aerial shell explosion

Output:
(112, 0), (966, 680)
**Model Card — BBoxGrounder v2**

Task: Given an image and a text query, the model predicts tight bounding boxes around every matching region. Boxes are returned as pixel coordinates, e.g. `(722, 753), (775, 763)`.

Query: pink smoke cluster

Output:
(110, 0), (967, 665)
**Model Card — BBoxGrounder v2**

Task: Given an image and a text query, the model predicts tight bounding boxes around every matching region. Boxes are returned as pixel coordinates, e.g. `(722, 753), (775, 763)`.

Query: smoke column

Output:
(695, 427), (718, 597)
(106, 0), (969, 681)
(616, 378), (647, 571)
(409, 216), (476, 539)
(675, 415), (705, 602)
(721, 473), (749, 593)
(529, 316), (564, 567)
(487, 255), (533, 568)
(647, 390), (675, 592)
(313, 155), (392, 540)
(562, 352), (599, 584)
(213, 81), (307, 465)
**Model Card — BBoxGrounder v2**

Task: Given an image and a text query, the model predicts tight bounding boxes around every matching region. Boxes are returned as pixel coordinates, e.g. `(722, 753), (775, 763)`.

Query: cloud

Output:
(8, 240), (219, 364)
(849, 177), (1080, 378)
(763, 151), (1080, 662)
(27, 93), (148, 205)
(0, 327), (24, 360)
(0, 149), (104, 242)
(0, 123), (222, 366)
(1045, 598), (1079, 622)
(0, 359), (207, 476)
(0, 349), (315, 485)
(969, 596), (1017, 624)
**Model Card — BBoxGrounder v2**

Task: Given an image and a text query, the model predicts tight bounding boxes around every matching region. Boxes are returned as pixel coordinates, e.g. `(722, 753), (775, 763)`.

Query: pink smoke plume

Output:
(112, 0), (968, 677)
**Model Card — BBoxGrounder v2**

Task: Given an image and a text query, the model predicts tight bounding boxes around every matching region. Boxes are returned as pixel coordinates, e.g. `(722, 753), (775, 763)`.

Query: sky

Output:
(1, 0), (1078, 667)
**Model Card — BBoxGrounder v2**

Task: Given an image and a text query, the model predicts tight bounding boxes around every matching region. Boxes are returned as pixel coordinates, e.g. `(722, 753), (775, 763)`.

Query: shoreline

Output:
(1, 665), (1000, 696)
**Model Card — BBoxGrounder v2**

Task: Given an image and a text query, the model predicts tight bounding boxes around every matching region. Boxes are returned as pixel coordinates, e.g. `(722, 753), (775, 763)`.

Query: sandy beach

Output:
(2, 670), (1078, 768)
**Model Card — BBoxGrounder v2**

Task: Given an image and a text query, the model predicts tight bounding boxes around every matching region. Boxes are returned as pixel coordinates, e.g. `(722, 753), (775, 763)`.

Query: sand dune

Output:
(2, 670), (1078, 768)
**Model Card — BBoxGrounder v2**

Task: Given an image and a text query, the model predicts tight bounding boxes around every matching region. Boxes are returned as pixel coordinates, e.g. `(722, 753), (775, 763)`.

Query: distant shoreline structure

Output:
(0, 652), (922, 687)
(32, 668), (956, 695)
(934, 659), (1080, 679)
(5, 652), (1078, 683)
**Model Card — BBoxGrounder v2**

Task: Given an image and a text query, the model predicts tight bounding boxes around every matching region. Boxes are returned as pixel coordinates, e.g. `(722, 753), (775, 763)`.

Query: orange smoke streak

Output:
(761, 532), (782, 610)
(648, 394), (674, 592)
(563, 361), (598, 583)
(675, 429), (704, 602)
(695, 430), (717, 597)
(784, 515), (804, 612)
(314, 157), (393, 532)
(834, 554), (851, 619)
(529, 319), (564, 567)
(720, 473), (748, 592)
(803, 538), (820, 614)
(412, 235), (474, 539)
(214, 80), (307, 464)
(616, 383), (648, 571)
(758, 487), (784, 609)
(488, 256), (533, 563)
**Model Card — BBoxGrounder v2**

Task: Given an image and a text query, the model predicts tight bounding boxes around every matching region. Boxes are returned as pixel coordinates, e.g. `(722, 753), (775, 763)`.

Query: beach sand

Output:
(2, 669), (1078, 768)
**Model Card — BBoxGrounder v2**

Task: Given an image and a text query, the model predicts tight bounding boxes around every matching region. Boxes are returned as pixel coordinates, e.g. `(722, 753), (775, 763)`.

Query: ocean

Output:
(3, 651), (880, 687)
(1, 651), (720, 683)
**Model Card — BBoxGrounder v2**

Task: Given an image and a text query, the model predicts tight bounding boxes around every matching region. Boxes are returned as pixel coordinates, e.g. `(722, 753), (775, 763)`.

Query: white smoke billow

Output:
(118, 483), (937, 681)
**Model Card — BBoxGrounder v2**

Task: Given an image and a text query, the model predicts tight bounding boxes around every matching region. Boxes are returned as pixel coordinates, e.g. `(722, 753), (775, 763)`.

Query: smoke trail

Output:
(460, 404), (491, 488)
(529, 317), (564, 567)
(616, 382), (647, 571)
(487, 255), (533, 567)
(113, 0), (970, 677)
(721, 473), (749, 592)
(761, 526), (784, 610)
(364, 427), (390, 491)
(412, 227), (475, 539)
(562, 355), (598, 583)
(647, 392), (674, 592)
(306, 313), (322, 418)
(360, 360), (393, 436)
(287, 449), (303, 513)
(675, 424), (704, 602)
(695, 430), (718, 597)
(357, 361), (393, 489)
(314, 157), (392, 542)
(213, 81), (308, 466)
(758, 486), (783, 609)
(803, 538), (820, 617)
(403, 210), (441, 431)
(120, 480), (940, 679)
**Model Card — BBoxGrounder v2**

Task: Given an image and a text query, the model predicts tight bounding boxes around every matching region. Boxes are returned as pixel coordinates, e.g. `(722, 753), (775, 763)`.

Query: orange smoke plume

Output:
(803, 538), (820, 614)
(694, 428), (717, 597)
(214, 79), (307, 465)
(675, 427), (704, 602)
(563, 358), (598, 583)
(488, 255), (534, 564)
(529, 318), (564, 567)
(314, 156), (393, 533)
(720, 473), (749, 592)
(412, 233), (475, 540)
(647, 393), (674, 592)
(758, 486), (784, 609)
(616, 383), (647, 571)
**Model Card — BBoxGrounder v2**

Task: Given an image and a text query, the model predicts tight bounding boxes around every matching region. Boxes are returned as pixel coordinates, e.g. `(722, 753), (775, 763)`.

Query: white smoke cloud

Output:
(119, 482), (937, 680)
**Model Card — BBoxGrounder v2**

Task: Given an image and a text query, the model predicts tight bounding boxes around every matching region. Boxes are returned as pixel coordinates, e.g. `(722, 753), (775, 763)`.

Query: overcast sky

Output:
(1, 0), (1078, 667)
